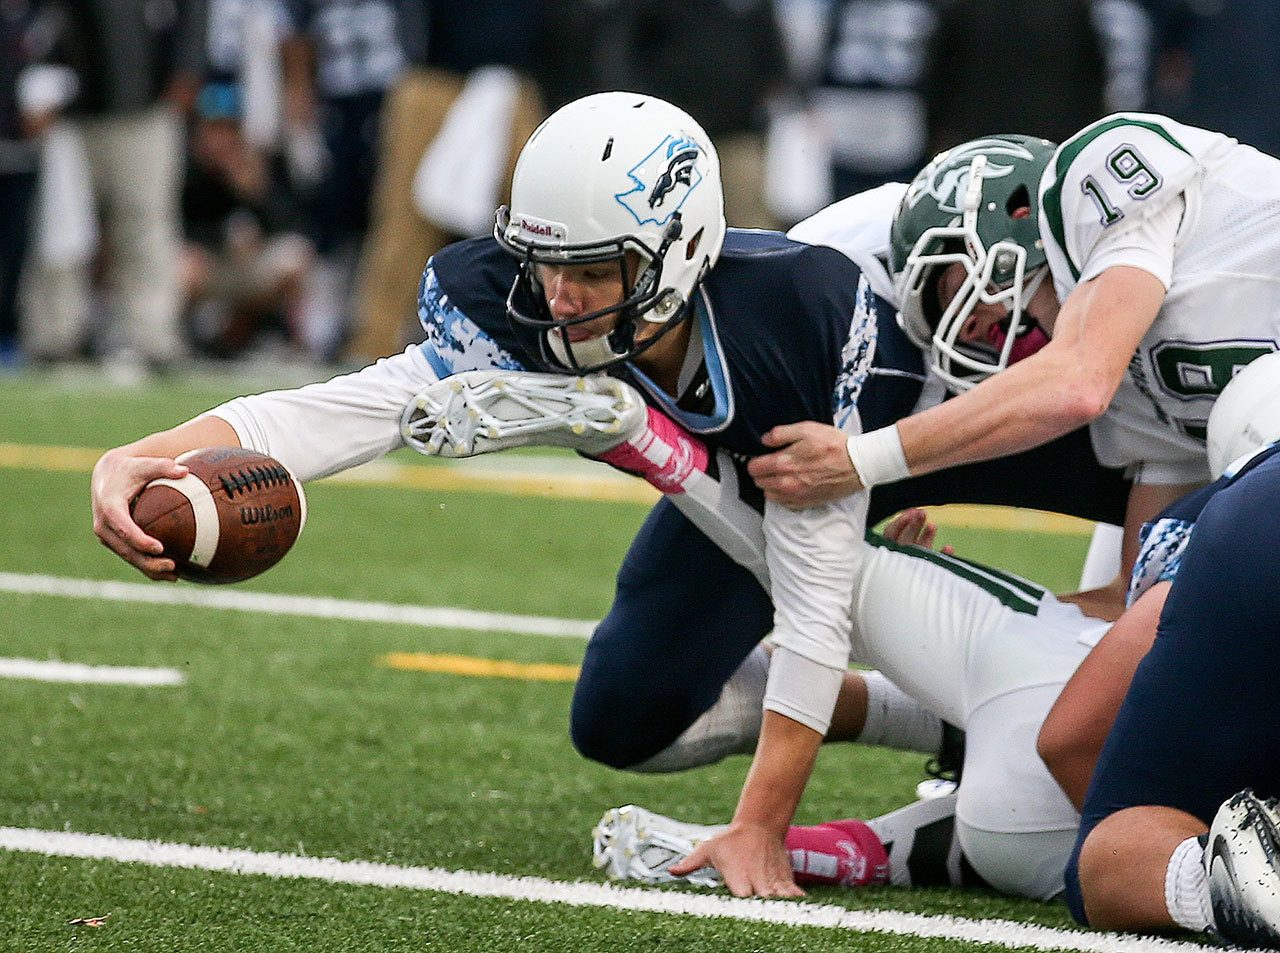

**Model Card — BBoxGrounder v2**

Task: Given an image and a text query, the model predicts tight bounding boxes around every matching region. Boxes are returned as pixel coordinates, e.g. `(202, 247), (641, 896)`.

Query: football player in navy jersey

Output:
(91, 93), (1130, 897)
(1031, 352), (1280, 945)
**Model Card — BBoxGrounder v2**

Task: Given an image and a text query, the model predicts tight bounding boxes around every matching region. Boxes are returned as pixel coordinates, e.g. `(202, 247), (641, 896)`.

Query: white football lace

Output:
(401, 372), (642, 457)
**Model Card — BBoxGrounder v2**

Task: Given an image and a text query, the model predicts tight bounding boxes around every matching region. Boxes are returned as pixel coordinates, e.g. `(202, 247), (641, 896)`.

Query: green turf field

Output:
(0, 370), (1191, 952)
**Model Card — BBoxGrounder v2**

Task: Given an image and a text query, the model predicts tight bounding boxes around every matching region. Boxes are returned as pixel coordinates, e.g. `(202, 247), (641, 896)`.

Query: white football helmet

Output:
(496, 92), (726, 373)
(1206, 350), (1280, 479)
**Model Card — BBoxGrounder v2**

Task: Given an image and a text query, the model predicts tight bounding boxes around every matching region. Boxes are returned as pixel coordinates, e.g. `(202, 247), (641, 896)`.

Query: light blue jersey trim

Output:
(627, 288), (734, 434)
(1127, 516), (1193, 606)
(416, 263), (523, 378)
(831, 275), (878, 431)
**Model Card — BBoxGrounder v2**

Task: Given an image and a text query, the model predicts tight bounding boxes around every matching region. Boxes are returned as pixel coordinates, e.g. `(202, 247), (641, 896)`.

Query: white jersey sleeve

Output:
(762, 490), (867, 734)
(787, 182), (907, 305)
(1039, 113), (1200, 295)
(206, 346), (441, 482)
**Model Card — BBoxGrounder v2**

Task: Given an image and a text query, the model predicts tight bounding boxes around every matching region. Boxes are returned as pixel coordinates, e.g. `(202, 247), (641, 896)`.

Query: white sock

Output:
(857, 670), (943, 754)
(1165, 835), (1214, 932)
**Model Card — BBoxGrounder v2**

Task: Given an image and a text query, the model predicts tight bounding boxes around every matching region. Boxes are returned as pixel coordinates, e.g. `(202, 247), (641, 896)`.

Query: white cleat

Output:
(592, 804), (725, 888)
(401, 370), (648, 458)
(1207, 789), (1280, 947)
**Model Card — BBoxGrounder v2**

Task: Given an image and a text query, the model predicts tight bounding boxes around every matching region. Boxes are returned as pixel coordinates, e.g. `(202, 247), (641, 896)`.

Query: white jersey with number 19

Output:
(1038, 113), (1280, 484)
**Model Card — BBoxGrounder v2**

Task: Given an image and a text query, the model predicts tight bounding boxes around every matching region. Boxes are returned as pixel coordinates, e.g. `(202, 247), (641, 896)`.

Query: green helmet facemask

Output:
(890, 135), (1057, 391)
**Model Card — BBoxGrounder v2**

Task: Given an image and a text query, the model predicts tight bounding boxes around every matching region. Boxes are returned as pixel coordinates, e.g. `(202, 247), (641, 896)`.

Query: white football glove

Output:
(400, 369), (648, 458)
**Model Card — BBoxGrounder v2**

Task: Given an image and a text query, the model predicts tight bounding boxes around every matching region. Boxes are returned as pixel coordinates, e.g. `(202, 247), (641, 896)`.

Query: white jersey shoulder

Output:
(787, 182), (906, 305)
(1040, 113), (1280, 477)
(1038, 112), (1225, 289)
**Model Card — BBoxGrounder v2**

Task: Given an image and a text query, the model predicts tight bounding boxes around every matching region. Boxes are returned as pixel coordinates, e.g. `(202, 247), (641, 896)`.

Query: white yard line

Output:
(0, 658), (184, 686)
(0, 826), (1215, 953)
(0, 572), (596, 639)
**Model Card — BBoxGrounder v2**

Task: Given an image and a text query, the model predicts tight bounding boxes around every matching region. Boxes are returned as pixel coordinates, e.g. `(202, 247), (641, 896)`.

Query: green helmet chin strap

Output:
(890, 135), (1056, 391)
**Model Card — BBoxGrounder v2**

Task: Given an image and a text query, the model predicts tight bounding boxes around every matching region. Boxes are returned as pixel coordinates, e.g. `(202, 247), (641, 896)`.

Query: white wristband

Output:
(845, 425), (909, 490)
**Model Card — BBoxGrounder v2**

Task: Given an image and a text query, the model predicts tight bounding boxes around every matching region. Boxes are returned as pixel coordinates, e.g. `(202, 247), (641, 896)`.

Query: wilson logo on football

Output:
(239, 503), (295, 526)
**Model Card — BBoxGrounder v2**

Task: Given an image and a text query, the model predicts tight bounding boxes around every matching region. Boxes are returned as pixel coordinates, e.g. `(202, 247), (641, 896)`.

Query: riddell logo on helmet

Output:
(517, 216), (567, 241)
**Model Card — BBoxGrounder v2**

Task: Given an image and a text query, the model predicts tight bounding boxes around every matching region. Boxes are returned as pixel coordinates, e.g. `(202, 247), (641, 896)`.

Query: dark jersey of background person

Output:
(26, 0), (208, 117)
(282, 0), (409, 253)
(1145, 0), (1280, 160)
(923, 0), (1107, 152)
(0, 1), (39, 355)
(419, 230), (1130, 527)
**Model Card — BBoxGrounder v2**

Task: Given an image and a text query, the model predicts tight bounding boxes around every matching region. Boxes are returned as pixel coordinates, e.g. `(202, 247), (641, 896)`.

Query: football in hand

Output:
(131, 447), (306, 584)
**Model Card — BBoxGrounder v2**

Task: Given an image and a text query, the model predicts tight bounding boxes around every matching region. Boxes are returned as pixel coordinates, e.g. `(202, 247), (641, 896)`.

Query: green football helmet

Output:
(890, 135), (1057, 390)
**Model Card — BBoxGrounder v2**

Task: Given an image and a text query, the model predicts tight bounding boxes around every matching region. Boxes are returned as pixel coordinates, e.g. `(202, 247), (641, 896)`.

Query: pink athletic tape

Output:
(596, 407), (710, 495)
(784, 819), (890, 887)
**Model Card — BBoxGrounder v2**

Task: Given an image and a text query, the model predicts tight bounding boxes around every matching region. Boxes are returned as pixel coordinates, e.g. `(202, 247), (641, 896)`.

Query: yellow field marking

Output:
(923, 504), (1095, 537)
(331, 458), (658, 504)
(0, 441), (656, 505)
(0, 443), (102, 472)
(380, 652), (580, 683)
(0, 441), (1096, 534)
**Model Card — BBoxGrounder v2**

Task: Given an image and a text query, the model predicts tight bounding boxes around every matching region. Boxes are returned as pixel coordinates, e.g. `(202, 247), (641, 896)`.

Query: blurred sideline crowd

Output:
(1, 0), (1276, 379)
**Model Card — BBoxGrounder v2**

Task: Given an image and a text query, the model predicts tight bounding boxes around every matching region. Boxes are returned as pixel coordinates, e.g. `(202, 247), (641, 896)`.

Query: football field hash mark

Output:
(0, 826), (1218, 953)
(0, 658), (185, 686)
(0, 572), (596, 639)
(380, 652), (580, 682)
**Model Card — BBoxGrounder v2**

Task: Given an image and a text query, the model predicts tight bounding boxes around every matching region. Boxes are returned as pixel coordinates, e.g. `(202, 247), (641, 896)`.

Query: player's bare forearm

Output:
(1058, 574), (1127, 621)
(114, 415), (242, 460)
(1055, 482), (1199, 622)
(668, 710), (822, 896)
(1036, 583), (1169, 809)
(733, 710), (823, 830)
(749, 349), (1108, 507)
(751, 268), (1166, 507)
(1121, 481), (1203, 574)
(899, 346), (1111, 476)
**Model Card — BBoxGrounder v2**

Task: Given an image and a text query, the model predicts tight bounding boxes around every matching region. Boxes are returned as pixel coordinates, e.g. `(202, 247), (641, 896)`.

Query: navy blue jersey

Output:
(1128, 441), (1280, 604)
(419, 229), (1132, 525)
(284, 0), (405, 98)
(420, 230), (885, 459)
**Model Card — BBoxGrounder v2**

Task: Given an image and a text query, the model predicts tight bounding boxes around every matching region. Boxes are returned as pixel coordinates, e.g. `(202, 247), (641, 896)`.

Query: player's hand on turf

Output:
(669, 822), (804, 899)
(91, 449), (188, 581)
(749, 422), (862, 508)
(882, 507), (955, 555)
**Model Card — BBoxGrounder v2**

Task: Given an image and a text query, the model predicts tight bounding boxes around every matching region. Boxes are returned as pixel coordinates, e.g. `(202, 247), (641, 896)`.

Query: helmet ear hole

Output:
(1006, 184), (1031, 218)
(685, 226), (704, 262)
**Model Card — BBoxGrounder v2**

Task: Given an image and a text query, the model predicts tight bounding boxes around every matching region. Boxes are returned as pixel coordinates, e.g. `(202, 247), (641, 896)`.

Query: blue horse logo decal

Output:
(615, 135), (705, 226)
